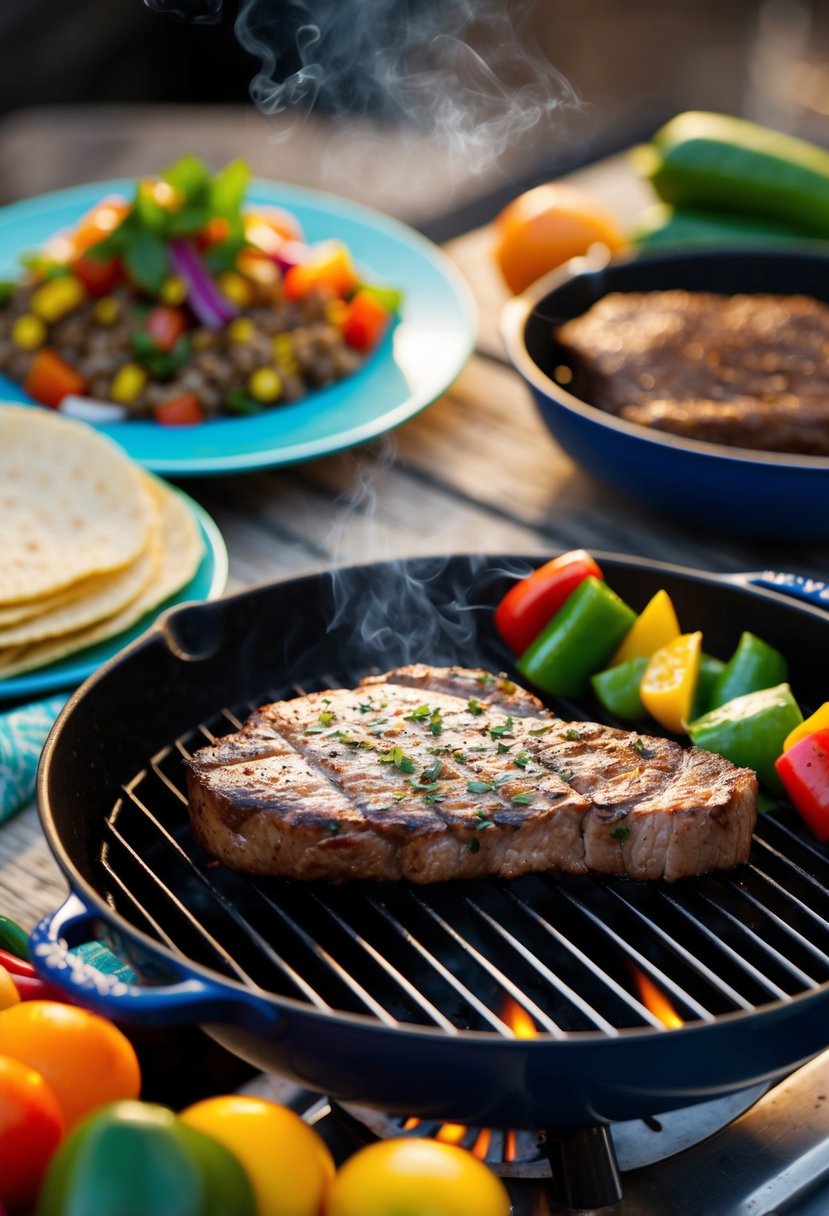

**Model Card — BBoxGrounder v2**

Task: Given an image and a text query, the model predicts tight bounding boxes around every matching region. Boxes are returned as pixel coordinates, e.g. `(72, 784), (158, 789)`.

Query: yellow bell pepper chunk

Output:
(110, 362), (147, 404)
(11, 314), (47, 350)
(31, 275), (86, 323)
(228, 317), (255, 344)
(160, 275), (188, 306)
(217, 271), (254, 309)
(610, 589), (681, 665)
(248, 367), (282, 403)
(784, 701), (829, 751)
(640, 631), (702, 734)
(92, 296), (120, 325)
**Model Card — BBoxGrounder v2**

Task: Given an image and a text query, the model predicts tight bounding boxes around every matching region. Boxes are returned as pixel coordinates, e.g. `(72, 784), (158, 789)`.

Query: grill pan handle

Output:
(731, 570), (829, 612)
(29, 893), (282, 1035)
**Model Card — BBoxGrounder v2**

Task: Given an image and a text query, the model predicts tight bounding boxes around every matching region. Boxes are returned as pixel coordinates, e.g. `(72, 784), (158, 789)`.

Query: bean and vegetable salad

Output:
(496, 551), (829, 841)
(0, 157), (402, 425)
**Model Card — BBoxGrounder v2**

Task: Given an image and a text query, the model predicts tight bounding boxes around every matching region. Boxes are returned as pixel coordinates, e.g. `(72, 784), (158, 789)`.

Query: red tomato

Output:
(153, 391), (204, 426)
(494, 550), (604, 655)
(72, 253), (123, 296)
(775, 728), (829, 840)
(146, 305), (188, 352)
(0, 1054), (64, 1209)
(23, 349), (87, 409)
(341, 290), (392, 352)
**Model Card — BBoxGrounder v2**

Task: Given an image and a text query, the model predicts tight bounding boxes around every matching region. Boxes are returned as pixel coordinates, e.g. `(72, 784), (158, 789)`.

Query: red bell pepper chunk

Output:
(23, 349), (87, 409)
(0, 948), (35, 978)
(494, 550), (604, 655)
(153, 391), (204, 426)
(72, 253), (123, 297)
(775, 727), (829, 841)
(341, 289), (392, 352)
(146, 305), (188, 352)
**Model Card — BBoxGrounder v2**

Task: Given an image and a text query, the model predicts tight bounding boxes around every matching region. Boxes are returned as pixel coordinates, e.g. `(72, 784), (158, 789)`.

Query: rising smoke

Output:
(144, 0), (578, 174)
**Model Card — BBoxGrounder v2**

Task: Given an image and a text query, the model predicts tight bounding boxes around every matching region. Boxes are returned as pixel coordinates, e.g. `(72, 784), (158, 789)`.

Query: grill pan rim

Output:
(36, 550), (829, 1050)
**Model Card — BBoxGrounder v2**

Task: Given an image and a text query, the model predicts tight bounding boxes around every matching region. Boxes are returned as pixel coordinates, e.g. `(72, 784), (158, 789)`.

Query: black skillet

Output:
(32, 553), (829, 1128)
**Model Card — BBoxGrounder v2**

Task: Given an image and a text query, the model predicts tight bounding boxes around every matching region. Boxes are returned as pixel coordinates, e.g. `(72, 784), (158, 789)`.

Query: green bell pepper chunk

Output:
(710, 631), (788, 709)
(517, 576), (637, 699)
(0, 914), (29, 960)
(591, 656), (649, 721)
(36, 1100), (256, 1216)
(691, 653), (726, 720)
(687, 682), (803, 793)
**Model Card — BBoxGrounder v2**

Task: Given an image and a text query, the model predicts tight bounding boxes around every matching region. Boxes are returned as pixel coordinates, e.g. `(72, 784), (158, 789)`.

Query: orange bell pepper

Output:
(282, 241), (358, 300)
(23, 350), (87, 409)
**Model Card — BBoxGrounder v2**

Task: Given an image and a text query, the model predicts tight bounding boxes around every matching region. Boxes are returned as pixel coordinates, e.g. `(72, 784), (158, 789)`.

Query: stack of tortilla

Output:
(0, 405), (204, 680)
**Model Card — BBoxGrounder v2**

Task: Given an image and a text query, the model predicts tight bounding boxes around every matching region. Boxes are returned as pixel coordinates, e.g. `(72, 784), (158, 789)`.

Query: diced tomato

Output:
(71, 253), (123, 296)
(195, 215), (231, 251)
(494, 550), (604, 655)
(282, 241), (359, 300)
(23, 349), (87, 409)
(153, 392), (204, 426)
(775, 727), (829, 841)
(341, 289), (392, 352)
(146, 305), (188, 352)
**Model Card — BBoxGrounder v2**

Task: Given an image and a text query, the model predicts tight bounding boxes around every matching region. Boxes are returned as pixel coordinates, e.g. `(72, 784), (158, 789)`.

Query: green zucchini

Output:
(631, 202), (818, 250)
(635, 111), (829, 238)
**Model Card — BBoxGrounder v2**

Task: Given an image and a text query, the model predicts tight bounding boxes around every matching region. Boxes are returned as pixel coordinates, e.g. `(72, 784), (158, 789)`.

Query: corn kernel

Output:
(272, 333), (294, 357)
(248, 367), (282, 403)
(325, 298), (348, 326)
(92, 296), (120, 325)
(31, 275), (87, 323)
(217, 272), (254, 309)
(110, 362), (147, 404)
(228, 318), (255, 344)
(160, 275), (187, 306)
(11, 314), (46, 350)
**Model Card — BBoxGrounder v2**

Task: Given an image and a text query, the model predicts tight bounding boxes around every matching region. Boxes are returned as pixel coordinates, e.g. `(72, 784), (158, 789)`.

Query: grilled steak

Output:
(554, 289), (829, 455)
(185, 665), (758, 884)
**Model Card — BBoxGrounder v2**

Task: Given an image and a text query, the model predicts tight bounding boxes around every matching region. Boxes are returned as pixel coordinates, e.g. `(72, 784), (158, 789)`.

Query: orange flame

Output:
(504, 1128), (519, 1162)
(436, 1123), (468, 1145)
(634, 970), (684, 1028)
(501, 996), (538, 1039)
(472, 1128), (492, 1159)
(402, 1117), (421, 1131)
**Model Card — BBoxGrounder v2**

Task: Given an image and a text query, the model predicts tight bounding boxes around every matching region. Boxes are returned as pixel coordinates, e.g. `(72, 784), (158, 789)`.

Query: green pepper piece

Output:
(710, 632), (788, 710)
(687, 683), (803, 793)
(0, 914), (29, 960)
(692, 652), (726, 719)
(36, 1100), (256, 1216)
(517, 576), (637, 699)
(591, 656), (649, 721)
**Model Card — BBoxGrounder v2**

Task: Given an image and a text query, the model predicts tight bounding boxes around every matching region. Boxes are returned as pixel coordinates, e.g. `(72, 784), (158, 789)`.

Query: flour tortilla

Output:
(0, 405), (153, 604)
(0, 476), (204, 678)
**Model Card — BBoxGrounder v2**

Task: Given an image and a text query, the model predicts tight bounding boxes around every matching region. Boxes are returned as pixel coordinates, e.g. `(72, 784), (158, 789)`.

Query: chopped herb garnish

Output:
(467, 780), (494, 794)
(469, 837), (481, 853)
(425, 793), (446, 805)
(357, 701), (374, 713)
(304, 725), (326, 734)
(335, 731), (358, 745)
(477, 672), (496, 686)
(511, 792), (533, 805)
(429, 708), (443, 736)
(467, 697), (485, 716)
(453, 751), (466, 763)
(410, 779), (441, 793)
(632, 738), (650, 757)
(564, 728), (583, 741)
(319, 711), (335, 727)
(489, 716), (514, 739)
(559, 769), (574, 783)
(404, 704), (432, 721)
(610, 825), (631, 840)
(422, 759), (443, 781)
(513, 751), (530, 769)
(322, 697), (332, 706)
(476, 818), (494, 829)
(496, 741), (512, 754)
(379, 746), (415, 773)
(392, 791), (408, 801)
(529, 724), (556, 736)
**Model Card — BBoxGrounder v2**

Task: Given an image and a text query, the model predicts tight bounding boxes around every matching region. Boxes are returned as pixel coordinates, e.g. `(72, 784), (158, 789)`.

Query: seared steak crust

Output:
(185, 665), (758, 884)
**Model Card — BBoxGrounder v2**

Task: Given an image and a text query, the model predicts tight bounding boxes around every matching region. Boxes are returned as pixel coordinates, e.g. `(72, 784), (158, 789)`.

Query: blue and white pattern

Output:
(0, 694), (66, 824)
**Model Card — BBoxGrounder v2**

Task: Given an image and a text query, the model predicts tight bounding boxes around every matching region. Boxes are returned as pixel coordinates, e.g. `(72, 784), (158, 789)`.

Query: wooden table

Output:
(0, 151), (825, 940)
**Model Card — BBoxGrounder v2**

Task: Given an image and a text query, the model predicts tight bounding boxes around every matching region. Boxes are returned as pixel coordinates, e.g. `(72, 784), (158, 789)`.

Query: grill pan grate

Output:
(98, 672), (829, 1040)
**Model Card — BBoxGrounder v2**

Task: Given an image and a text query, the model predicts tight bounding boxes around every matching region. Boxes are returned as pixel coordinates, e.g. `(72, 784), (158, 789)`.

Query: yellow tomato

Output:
(640, 631), (703, 734)
(325, 1138), (511, 1216)
(0, 1000), (140, 1130)
(493, 182), (628, 294)
(179, 1095), (334, 1216)
(784, 701), (829, 751)
(611, 589), (681, 665)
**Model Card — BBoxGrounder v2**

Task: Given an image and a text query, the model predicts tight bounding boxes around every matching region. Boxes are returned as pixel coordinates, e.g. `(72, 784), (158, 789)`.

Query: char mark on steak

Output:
(185, 665), (758, 884)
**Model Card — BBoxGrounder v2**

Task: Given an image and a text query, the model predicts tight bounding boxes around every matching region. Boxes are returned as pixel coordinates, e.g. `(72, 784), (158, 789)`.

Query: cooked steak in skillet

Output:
(185, 665), (758, 884)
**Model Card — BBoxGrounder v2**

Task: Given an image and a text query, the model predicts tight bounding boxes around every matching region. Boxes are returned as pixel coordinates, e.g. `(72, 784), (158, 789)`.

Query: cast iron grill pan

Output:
(38, 555), (829, 1126)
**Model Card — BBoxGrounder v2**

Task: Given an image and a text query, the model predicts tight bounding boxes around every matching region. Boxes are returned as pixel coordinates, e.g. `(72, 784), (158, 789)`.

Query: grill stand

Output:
(542, 1126), (622, 1210)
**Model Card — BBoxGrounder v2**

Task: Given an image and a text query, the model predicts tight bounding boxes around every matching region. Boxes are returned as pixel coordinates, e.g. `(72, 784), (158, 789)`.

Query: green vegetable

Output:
(631, 203), (816, 250)
(691, 652), (726, 720)
(687, 683), (803, 793)
(0, 914), (29, 960)
(710, 632), (788, 710)
(635, 111), (829, 238)
(591, 656), (649, 721)
(517, 576), (637, 698)
(36, 1100), (256, 1216)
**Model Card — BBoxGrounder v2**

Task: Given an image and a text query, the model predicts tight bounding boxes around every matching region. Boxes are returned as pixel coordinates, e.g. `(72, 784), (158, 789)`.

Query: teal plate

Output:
(0, 488), (228, 701)
(0, 180), (477, 475)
